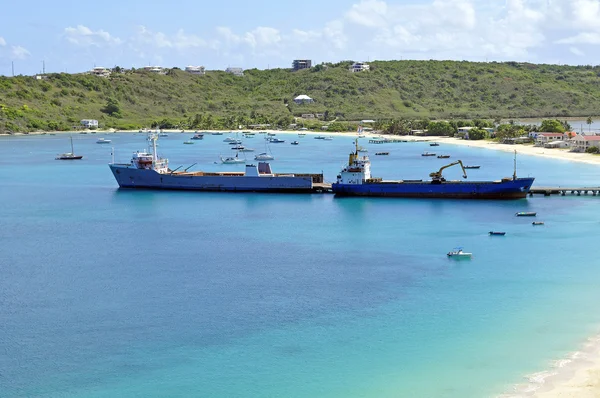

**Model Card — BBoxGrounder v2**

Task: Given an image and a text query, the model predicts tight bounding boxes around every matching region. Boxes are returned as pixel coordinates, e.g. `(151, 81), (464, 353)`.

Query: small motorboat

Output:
(532, 221), (545, 225)
(430, 142), (440, 146)
(223, 137), (237, 142)
(437, 155), (450, 159)
(489, 231), (506, 236)
(183, 140), (194, 145)
(375, 152), (389, 156)
(447, 248), (472, 258)
(516, 212), (536, 217)
(268, 138), (285, 143)
(422, 152), (436, 157)
(191, 133), (204, 140)
(314, 135), (326, 140)
(212, 132), (224, 135)
(465, 165), (481, 169)
(96, 138), (111, 144)
(231, 145), (245, 150)
(291, 141), (299, 145)
(298, 133), (306, 137)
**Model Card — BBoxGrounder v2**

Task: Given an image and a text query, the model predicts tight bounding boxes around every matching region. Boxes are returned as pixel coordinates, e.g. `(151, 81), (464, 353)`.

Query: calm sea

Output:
(1, 132), (600, 397)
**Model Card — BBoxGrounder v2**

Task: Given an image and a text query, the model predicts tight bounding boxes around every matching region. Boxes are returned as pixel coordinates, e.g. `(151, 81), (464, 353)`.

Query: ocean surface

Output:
(1, 132), (600, 397)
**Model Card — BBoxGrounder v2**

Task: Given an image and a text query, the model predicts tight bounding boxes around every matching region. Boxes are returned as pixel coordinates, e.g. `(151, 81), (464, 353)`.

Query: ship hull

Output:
(332, 178), (535, 199)
(109, 164), (317, 193)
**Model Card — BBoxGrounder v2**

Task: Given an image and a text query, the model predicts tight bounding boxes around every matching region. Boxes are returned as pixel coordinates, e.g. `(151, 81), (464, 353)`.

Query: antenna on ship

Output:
(513, 150), (517, 180)
(111, 146), (115, 165)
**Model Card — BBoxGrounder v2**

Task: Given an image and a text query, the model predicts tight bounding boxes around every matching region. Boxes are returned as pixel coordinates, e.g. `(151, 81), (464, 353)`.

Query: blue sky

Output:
(2, 0), (600, 76)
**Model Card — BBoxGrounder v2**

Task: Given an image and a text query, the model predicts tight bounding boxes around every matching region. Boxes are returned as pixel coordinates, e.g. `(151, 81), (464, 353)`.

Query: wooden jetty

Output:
(529, 187), (600, 197)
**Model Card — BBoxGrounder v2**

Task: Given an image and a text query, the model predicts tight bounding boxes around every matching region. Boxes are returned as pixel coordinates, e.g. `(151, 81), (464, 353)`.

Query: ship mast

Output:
(513, 150), (517, 180)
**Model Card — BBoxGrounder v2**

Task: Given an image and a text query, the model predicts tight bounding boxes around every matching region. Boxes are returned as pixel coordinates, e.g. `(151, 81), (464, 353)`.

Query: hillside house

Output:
(142, 66), (167, 74)
(185, 65), (205, 75)
(292, 60), (312, 71)
(294, 95), (314, 104)
(89, 67), (111, 78)
(570, 134), (600, 152)
(301, 113), (315, 119)
(349, 62), (370, 72)
(80, 119), (99, 128)
(226, 67), (244, 76)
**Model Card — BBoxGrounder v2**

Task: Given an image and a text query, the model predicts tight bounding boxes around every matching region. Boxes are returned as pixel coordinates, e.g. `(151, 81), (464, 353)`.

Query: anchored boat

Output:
(332, 140), (535, 199)
(109, 133), (322, 193)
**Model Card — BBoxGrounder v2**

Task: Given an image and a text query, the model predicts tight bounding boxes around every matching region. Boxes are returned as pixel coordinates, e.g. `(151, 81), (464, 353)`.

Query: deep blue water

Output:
(1, 132), (600, 397)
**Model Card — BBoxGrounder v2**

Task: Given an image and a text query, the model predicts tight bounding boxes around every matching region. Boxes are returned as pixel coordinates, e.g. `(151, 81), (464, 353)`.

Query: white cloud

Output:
(0, 37), (6, 46)
(134, 26), (207, 50)
(64, 25), (121, 47)
(570, 46), (585, 56)
(11, 46), (30, 59)
(556, 32), (600, 44)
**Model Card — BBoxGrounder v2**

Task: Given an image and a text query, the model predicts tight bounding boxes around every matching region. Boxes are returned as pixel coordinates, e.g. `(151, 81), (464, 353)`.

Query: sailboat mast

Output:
(70, 135), (74, 153)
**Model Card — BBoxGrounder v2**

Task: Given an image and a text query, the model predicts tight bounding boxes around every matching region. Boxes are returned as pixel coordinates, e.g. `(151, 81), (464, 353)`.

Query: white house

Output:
(293, 95), (314, 104)
(570, 134), (600, 152)
(90, 67), (111, 78)
(349, 62), (370, 72)
(143, 66), (167, 74)
(185, 65), (205, 75)
(535, 132), (566, 146)
(80, 119), (99, 128)
(226, 67), (244, 76)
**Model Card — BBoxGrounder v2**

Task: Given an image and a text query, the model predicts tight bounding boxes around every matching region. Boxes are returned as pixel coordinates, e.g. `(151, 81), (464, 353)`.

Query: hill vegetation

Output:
(1, 60), (600, 133)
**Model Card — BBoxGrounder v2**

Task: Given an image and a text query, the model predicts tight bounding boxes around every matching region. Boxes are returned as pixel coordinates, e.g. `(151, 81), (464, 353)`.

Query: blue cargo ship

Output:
(332, 140), (535, 199)
(109, 134), (323, 193)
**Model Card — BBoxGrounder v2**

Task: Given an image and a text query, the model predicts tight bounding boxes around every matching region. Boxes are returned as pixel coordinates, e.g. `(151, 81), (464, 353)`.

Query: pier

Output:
(529, 187), (600, 197)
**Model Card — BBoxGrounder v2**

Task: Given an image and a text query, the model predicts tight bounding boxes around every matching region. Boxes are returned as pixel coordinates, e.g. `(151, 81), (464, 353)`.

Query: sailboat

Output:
(56, 135), (83, 160)
(254, 138), (275, 160)
(220, 151), (245, 164)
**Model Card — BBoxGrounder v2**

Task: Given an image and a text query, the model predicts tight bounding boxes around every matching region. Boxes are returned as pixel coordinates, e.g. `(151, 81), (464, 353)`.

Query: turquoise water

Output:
(1, 132), (600, 397)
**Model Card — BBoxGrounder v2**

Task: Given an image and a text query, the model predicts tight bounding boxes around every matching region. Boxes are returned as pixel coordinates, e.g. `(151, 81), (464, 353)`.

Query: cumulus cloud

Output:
(64, 25), (121, 47)
(11, 46), (30, 59)
(133, 26), (207, 50)
(0, 36), (6, 46)
(570, 46), (585, 56)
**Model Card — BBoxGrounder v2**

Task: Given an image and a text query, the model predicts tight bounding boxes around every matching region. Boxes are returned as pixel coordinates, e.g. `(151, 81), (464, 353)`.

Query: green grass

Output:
(2, 60), (600, 132)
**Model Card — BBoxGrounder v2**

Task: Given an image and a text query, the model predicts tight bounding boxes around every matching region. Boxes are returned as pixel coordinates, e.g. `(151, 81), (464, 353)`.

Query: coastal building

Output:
(349, 62), (370, 72)
(142, 66), (167, 74)
(570, 134), (600, 152)
(294, 95), (314, 105)
(185, 65), (205, 75)
(535, 133), (566, 146)
(80, 119), (99, 128)
(301, 113), (315, 119)
(226, 67), (244, 76)
(292, 60), (312, 71)
(89, 67), (111, 78)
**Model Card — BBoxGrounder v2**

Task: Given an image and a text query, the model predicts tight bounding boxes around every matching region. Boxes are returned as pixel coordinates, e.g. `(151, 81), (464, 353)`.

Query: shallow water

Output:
(1, 132), (600, 397)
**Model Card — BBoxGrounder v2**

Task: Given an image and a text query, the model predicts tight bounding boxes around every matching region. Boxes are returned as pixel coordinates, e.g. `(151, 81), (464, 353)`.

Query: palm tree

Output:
(586, 116), (593, 133)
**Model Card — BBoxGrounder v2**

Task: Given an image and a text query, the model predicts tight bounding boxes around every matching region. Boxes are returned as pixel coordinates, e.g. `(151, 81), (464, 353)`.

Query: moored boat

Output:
(254, 152), (274, 161)
(375, 152), (389, 156)
(447, 248), (472, 258)
(56, 135), (83, 160)
(489, 231), (506, 236)
(465, 165), (481, 169)
(437, 155), (450, 159)
(332, 140), (535, 199)
(422, 152), (436, 157)
(430, 142), (440, 146)
(516, 212), (536, 217)
(96, 138), (111, 144)
(532, 221), (545, 225)
(291, 141), (299, 145)
(191, 133), (204, 140)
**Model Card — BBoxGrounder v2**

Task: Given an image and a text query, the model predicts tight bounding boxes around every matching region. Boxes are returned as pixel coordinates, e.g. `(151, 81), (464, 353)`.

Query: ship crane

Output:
(429, 160), (468, 183)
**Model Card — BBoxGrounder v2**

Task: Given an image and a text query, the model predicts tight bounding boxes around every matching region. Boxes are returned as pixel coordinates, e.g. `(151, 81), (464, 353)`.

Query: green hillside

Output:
(1, 60), (600, 132)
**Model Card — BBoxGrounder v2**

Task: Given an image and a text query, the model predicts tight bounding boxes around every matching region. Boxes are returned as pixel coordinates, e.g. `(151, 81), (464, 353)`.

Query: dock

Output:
(529, 187), (600, 197)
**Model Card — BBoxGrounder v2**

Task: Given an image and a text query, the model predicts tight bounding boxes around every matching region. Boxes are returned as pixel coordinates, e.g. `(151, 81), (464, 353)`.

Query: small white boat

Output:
(323, 136), (334, 141)
(220, 154), (245, 164)
(183, 140), (194, 144)
(447, 248), (472, 258)
(223, 137), (237, 142)
(268, 138), (285, 143)
(254, 152), (274, 161)
(96, 138), (112, 144)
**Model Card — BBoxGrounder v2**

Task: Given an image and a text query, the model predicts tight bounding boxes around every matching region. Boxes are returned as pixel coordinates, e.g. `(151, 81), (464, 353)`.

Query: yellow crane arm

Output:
(429, 160), (468, 181)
